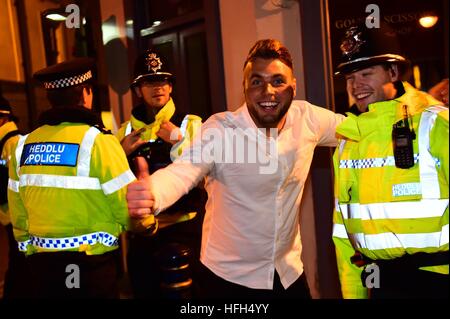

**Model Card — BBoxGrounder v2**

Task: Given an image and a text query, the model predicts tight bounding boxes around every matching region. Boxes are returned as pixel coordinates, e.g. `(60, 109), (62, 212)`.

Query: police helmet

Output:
(131, 50), (174, 88)
(335, 21), (409, 75)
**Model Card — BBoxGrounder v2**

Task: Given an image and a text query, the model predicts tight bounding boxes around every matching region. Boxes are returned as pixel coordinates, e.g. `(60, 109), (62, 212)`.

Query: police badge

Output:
(340, 26), (365, 59)
(146, 53), (163, 73)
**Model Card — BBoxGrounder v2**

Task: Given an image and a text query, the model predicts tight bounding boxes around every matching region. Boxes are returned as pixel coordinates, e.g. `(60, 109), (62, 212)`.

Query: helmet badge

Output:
(145, 53), (162, 73)
(340, 26), (365, 59)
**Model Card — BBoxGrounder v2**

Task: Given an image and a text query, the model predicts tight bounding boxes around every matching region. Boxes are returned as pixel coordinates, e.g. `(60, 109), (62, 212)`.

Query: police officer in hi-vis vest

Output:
(332, 22), (449, 299)
(117, 50), (206, 299)
(0, 95), (31, 299)
(7, 58), (137, 298)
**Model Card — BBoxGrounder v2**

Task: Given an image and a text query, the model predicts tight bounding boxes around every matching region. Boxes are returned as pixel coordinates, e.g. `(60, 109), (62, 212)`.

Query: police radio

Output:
(392, 105), (416, 169)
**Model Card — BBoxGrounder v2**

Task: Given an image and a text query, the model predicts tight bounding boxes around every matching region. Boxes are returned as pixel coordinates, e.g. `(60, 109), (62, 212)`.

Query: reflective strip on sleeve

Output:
(350, 224), (449, 250)
(101, 170), (136, 195)
(19, 174), (101, 190)
(338, 140), (346, 157)
(419, 109), (441, 199)
(77, 126), (100, 177)
(8, 179), (19, 192)
(340, 199), (448, 220)
(17, 231), (119, 252)
(332, 223), (349, 239)
(339, 154), (440, 169)
(15, 134), (28, 176)
(125, 122), (132, 136)
(179, 115), (189, 137)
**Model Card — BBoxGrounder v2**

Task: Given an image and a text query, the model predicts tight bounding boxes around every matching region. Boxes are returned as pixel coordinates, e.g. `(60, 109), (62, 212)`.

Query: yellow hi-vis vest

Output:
(0, 121), (20, 225)
(116, 103), (202, 228)
(8, 123), (136, 255)
(332, 82), (449, 299)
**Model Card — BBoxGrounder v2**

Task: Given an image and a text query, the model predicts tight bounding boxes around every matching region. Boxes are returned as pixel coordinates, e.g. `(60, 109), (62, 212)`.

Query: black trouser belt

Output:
(352, 251), (449, 269)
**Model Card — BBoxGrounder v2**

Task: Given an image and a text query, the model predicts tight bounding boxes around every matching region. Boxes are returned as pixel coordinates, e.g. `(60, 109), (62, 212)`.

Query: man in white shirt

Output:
(127, 39), (344, 298)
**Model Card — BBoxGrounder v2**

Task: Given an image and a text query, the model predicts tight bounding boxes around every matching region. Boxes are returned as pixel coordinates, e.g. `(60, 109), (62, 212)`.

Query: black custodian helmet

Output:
(131, 50), (174, 88)
(335, 21), (409, 75)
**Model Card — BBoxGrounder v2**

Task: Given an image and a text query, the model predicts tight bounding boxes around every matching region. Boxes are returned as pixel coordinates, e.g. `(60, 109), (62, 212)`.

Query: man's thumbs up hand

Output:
(127, 157), (154, 218)
(134, 156), (149, 179)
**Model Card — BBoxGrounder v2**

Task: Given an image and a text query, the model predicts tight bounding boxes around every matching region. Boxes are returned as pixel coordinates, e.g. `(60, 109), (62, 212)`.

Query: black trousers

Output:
(26, 250), (120, 298)
(127, 216), (203, 299)
(2, 224), (33, 298)
(368, 266), (449, 299)
(197, 262), (311, 299)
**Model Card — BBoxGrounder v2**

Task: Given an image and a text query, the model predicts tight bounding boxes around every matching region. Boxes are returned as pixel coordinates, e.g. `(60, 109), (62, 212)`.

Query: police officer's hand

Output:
(121, 128), (147, 156)
(127, 156), (154, 217)
(428, 78), (449, 106)
(157, 121), (182, 145)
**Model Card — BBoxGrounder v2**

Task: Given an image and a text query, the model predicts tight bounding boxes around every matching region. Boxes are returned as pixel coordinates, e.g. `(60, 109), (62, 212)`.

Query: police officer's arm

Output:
(331, 145), (368, 299)
(91, 133), (136, 229)
(7, 139), (30, 247)
(430, 109), (449, 185)
(428, 78), (449, 107)
(167, 115), (203, 159)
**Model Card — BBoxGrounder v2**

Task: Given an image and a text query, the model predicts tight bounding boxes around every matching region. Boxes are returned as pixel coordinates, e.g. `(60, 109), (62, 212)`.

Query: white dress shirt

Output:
(150, 100), (345, 289)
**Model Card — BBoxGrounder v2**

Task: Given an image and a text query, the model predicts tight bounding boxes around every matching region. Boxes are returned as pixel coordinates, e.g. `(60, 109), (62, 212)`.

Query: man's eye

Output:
(273, 78), (285, 85)
(251, 79), (262, 86)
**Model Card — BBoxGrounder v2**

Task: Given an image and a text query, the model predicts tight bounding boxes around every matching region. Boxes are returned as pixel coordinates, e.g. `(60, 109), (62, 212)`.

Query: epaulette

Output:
(93, 124), (112, 135)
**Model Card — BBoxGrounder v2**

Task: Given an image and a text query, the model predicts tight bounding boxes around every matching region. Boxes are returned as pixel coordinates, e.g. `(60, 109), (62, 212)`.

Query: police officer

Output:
(117, 50), (206, 299)
(332, 22), (449, 299)
(0, 95), (30, 298)
(7, 58), (137, 298)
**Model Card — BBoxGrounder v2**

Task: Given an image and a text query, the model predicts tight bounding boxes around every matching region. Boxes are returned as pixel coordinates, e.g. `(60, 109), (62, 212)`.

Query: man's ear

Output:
(389, 64), (399, 82)
(292, 77), (297, 98)
(134, 86), (143, 98)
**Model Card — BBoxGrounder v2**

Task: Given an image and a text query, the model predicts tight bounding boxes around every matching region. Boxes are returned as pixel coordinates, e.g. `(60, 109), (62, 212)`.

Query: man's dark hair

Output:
(243, 39), (293, 70)
(46, 83), (92, 108)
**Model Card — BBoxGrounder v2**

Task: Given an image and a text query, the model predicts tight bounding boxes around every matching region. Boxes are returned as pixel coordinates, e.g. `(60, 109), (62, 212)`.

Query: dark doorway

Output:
(132, 0), (225, 119)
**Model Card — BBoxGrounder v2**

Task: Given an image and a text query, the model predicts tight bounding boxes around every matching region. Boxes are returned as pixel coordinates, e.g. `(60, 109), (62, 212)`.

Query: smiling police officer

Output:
(7, 58), (136, 298)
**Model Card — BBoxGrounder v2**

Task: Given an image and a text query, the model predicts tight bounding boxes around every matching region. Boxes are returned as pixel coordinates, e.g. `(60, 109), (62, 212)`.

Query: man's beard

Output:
(248, 86), (294, 128)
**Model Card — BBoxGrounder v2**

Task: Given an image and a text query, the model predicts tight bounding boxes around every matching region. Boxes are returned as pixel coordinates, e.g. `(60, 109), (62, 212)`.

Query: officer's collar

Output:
(131, 103), (157, 125)
(38, 106), (104, 127)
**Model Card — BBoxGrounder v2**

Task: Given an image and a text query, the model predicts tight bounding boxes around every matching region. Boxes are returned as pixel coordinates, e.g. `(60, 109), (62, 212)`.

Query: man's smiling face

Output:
(244, 58), (296, 130)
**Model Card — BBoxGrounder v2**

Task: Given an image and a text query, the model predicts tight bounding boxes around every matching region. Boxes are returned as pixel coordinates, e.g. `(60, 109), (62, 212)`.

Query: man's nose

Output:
(263, 83), (275, 94)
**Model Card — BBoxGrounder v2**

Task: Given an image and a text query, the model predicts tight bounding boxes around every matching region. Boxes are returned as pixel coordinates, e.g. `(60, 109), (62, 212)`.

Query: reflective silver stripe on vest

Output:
(419, 107), (444, 199)
(179, 115), (189, 137)
(332, 223), (349, 239)
(350, 224), (449, 250)
(101, 169), (136, 195)
(340, 199), (448, 220)
(14, 134), (28, 177)
(7, 179), (19, 192)
(19, 174), (101, 190)
(125, 122), (155, 142)
(17, 231), (119, 252)
(338, 140), (346, 157)
(77, 126), (100, 177)
(125, 122), (132, 136)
